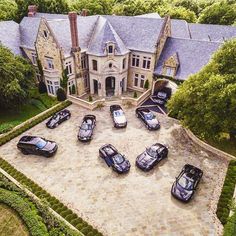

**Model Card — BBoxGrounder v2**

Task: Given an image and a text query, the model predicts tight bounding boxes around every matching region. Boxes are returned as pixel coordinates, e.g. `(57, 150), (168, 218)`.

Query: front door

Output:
(93, 80), (98, 94)
(106, 77), (115, 96)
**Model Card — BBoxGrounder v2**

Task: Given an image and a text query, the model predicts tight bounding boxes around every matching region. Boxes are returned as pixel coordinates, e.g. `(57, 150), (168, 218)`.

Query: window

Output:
(45, 57), (54, 70)
(165, 66), (175, 76)
(84, 74), (89, 88)
(109, 63), (112, 68)
(133, 73), (145, 88)
(68, 80), (75, 94)
(131, 54), (140, 67)
(134, 74), (139, 87)
(142, 56), (151, 69)
(122, 58), (126, 69)
(36, 73), (41, 82)
(65, 61), (72, 75)
(108, 45), (113, 54)
(43, 30), (48, 38)
(31, 52), (37, 65)
(140, 75), (145, 88)
(46, 80), (59, 95)
(92, 59), (97, 71)
(81, 54), (87, 69)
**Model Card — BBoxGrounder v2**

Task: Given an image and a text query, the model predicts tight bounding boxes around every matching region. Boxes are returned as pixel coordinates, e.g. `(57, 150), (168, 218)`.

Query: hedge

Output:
(216, 160), (236, 225)
(0, 100), (72, 147)
(0, 188), (49, 236)
(223, 210), (236, 236)
(0, 158), (103, 235)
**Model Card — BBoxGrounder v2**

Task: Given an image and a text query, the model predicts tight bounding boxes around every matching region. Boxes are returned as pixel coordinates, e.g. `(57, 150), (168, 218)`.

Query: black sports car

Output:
(99, 144), (130, 174)
(17, 136), (58, 157)
(78, 115), (96, 141)
(136, 143), (168, 171)
(110, 105), (127, 128)
(150, 91), (168, 105)
(46, 109), (71, 128)
(135, 107), (160, 130)
(171, 164), (203, 202)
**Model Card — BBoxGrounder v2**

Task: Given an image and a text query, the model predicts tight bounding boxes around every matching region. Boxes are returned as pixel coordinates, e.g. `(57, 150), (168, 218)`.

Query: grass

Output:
(0, 89), (58, 134)
(206, 137), (236, 157)
(0, 203), (29, 236)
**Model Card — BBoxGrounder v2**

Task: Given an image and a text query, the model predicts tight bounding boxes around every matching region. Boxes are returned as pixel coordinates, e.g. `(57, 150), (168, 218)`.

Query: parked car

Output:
(136, 143), (168, 171)
(99, 144), (130, 174)
(46, 109), (71, 128)
(150, 91), (168, 105)
(171, 164), (203, 202)
(110, 105), (127, 128)
(78, 115), (96, 141)
(135, 107), (160, 130)
(17, 136), (58, 157)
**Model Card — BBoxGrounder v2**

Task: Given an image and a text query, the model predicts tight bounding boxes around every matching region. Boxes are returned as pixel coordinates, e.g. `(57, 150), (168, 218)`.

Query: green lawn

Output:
(0, 89), (58, 134)
(206, 138), (236, 157)
(0, 203), (29, 236)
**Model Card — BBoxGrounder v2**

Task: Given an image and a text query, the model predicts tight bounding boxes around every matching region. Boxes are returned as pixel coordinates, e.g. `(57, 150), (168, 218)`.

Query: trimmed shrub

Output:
(133, 91), (137, 98)
(88, 95), (93, 102)
(144, 79), (149, 89)
(71, 84), (76, 94)
(38, 81), (47, 94)
(56, 88), (66, 101)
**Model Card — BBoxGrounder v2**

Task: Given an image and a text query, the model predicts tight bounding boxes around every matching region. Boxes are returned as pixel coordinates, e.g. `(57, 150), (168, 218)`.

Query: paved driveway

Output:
(0, 104), (228, 236)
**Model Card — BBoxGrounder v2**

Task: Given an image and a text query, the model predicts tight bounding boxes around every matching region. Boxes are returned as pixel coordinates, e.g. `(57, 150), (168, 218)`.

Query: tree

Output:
(167, 39), (236, 140)
(56, 88), (66, 101)
(173, 0), (200, 15)
(0, 0), (17, 21)
(60, 69), (68, 92)
(144, 80), (149, 89)
(198, 1), (236, 25)
(0, 45), (35, 109)
(71, 84), (76, 94)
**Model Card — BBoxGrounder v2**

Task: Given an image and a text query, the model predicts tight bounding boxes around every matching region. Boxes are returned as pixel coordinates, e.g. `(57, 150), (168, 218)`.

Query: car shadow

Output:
(170, 195), (195, 209)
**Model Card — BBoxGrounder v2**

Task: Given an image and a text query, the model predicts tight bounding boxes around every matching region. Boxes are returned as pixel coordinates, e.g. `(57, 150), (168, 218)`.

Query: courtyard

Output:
(0, 104), (228, 236)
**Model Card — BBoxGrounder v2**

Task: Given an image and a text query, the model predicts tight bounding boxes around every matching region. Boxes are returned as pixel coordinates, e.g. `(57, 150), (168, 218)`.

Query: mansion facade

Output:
(0, 6), (236, 97)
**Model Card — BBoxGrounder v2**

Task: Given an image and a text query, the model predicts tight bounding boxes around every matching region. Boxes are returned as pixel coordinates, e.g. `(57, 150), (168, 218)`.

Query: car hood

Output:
(137, 152), (155, 166)
(47, 118), (57, 127)
(147, 119), (159, 126)
(42, 141), (57, 151)
(115, 160), (130, 172)
(114, 115), (127, 124)
(172, 183), (193, 200)
(78, 128), (92, 138)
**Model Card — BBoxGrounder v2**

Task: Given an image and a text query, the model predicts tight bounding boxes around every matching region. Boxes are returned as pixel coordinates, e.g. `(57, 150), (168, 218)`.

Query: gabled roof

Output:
(171, 19), (190, 39)
(0, 21), (22, 55)
(20, 17), (41, 49)
(104, 15), (165, 53)
(188, 23), (236, 42)
(87, 16), (129, 56)
(154, 37), (221, 80)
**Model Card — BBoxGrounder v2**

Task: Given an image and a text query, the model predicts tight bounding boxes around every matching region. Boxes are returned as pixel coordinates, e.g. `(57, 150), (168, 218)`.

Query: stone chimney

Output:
(28, 5), (37, 17)
(68, 12), (80, 52)
(81, 9), (88, 16)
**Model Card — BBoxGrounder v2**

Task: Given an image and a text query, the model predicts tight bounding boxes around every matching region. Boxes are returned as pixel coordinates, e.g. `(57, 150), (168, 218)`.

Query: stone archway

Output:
(105, 76), (115, 96)
(152, 78), (178, 96)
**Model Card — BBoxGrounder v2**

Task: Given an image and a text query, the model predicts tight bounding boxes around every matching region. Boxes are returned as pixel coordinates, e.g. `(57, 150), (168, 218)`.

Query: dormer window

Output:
(106, 42), (115, 55)
(165, 67), (175, 77)
(162, 52), (179, 78)
(108, 45), (113, 54)
(43, 30), (48, 38)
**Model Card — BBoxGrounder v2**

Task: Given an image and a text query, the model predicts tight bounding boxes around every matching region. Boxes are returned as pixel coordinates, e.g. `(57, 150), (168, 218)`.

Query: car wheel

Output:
(136, 113), (139, 118)
(146, 124), (149, 130)
(22, 149), (29, 155)
(55, 123), (58, 127)
(66, 116), (70, 120)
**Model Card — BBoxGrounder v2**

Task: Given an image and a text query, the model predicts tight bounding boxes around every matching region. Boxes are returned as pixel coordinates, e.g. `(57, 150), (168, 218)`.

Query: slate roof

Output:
(20, 17), (41, 49)
(0, 21), (22, 55)
(135, 13), (161, 19)
(154, 37), (221, 80)
(188, 23), (236, 42)
(104, 15), (165, 53)
(171, 19), (190, 39)
(87, 16), (129, 55)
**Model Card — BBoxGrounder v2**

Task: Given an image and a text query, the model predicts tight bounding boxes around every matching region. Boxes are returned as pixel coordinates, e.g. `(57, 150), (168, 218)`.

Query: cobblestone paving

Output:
(0, 104), (228, 236)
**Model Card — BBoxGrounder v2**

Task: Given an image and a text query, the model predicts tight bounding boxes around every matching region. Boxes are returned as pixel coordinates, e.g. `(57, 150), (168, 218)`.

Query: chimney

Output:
(28, 5), (37, 17)
(81, 9), (88, 16)
(68, 12), (80, 52)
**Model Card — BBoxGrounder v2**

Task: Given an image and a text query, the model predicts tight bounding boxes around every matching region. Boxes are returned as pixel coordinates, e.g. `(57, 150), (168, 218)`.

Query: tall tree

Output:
(0, 46), (35, 109)
(167, 39), (236, 139)
(198, 1), (236, 25)
(0, 0), (17, 21)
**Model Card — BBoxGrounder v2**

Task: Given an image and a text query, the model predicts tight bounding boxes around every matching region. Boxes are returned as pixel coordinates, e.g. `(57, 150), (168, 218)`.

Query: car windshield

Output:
(114, 110), (124, 117)
(178, 174), (194, 190)
(81, 123), (91, 130)
(145, 112), (155, 120)
(113, 154), (125, 164)
(146, 147), (157, 158)
(36, 139), (47, 149)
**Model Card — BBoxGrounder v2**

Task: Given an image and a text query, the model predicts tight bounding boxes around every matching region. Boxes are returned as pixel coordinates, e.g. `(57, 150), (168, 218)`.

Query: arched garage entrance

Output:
(152, 78), (178, 97)
(106, 76), (115, 96)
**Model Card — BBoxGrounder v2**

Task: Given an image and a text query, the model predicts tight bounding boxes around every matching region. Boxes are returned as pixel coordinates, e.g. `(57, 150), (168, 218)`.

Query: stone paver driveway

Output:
(0, 104), (228, 236)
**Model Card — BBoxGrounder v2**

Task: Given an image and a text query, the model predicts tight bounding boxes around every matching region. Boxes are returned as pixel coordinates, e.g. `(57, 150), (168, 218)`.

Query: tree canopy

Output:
(0, 46), (35, 109)
(167, 39), (236, 139)
(0, 0), (17, 21)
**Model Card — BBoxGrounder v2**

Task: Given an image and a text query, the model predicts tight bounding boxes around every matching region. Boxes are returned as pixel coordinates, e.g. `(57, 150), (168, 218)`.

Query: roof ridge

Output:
(189, 22), (236, 28)
(168, 36), (222, 44)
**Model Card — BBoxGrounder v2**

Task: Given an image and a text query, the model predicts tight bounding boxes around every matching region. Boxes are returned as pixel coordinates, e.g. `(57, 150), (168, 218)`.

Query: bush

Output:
(88, 95), (93, 102)
(217, 160), (236, 225)
(71, 84), (76, 94)
(56, 88), (66, 101)
(133, 91), (137, 98)
(144, 80), (149, 89)
(38, 81), (47, 94)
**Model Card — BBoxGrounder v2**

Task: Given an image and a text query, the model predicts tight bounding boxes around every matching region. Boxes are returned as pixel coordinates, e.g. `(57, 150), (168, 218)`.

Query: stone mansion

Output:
(0, 6), (236, 97)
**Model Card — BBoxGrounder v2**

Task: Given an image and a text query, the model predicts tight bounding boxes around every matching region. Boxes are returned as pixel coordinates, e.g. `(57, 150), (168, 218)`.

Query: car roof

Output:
(19, 136), (40, 145)
(100, 144), (117, 154)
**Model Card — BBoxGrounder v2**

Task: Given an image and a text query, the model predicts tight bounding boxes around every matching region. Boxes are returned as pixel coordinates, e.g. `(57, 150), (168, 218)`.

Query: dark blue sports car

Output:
(99, 144), (130, 174)
(171, 164), (203, 202)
